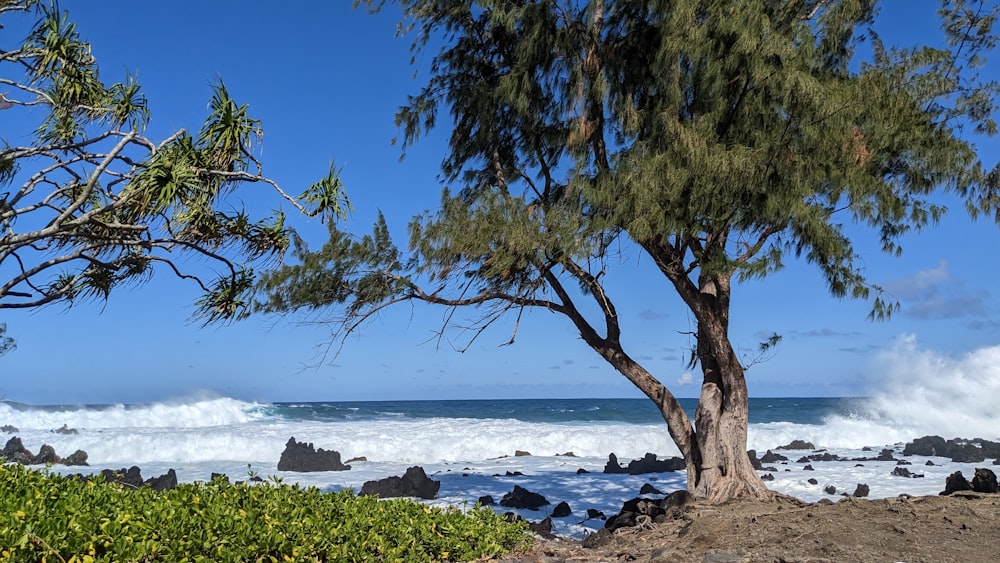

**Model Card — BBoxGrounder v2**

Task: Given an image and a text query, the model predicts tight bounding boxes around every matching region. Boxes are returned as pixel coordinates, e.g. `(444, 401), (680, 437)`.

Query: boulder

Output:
(2, 436), (34, 464)
(876, 449), (896, 462)
(359, 466), (440, 500)
(52, 424), (79, 435)
(747, 450), (763, 470)
(62, 450), (89, 466)
(605, 497), (664, 531)
(0, 439), (89, 467)
(477, 495), (495, 506)
(665, 490), (694, 508)
(777, 440), (815, 450)
(824, 485), (837, 495)
(145, 469), (178, 492)
(760, 450), (789, 463)
(761, 473), (775, 481)
(940, 471), (972, 495)
(971, 468), (999, 494)
(603, 452), (685, 475)
(950, 444), (986, 463)
(980, 440), (1000, 459)
(903, 436), (1000, 462)
(499, 485), (549, 510)
(1, 424), (17, 433)
(276, 437), (350, 472)
(602, 492), (691, 533)
(807, 478), (818, 485)
(892, 467), (924, 478)
(603, 453), (628, 474)
(514, 450), (531, 456)
(630, 453), (685, 474)
(551, 501), (572, 518)
(798, 452), (844, 463)
(604, 511), (638, 532)
(903, 435), (948, 457)
(639, 483), (663, 495)
(852, 483), (870, 498)
(101, 466), (145, 489)
(34, 444), (61, 465)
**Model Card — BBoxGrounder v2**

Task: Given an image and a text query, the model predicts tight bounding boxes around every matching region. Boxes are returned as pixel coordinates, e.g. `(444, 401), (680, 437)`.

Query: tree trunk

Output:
(560, 241), (772, 502)
(686, 274), (772, 501)
(592, 333), (769, 502)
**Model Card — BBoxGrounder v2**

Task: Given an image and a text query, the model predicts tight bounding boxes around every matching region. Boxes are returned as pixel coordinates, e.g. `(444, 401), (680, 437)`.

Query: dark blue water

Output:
(267, 397), (862, 425)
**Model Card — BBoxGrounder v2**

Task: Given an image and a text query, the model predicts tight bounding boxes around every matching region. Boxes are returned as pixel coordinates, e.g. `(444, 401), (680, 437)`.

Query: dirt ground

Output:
(497, 492), (1000, 562)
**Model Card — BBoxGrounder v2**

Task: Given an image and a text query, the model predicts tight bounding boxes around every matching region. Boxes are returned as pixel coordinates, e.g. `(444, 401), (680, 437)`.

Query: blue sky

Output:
(1, 1), (998, 404)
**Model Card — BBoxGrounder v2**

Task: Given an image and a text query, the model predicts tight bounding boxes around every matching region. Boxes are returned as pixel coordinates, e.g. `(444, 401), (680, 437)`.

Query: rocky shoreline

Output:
(5, 429), (1000, 550)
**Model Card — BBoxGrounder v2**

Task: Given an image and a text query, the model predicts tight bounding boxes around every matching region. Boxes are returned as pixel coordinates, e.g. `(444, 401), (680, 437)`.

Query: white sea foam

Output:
(7, 340), (1000, 466)
(9, 417), (679, 465)
(856, 336), (1000, 440)
(0, 396), (266, 431)
(7, 339), (1000, 540)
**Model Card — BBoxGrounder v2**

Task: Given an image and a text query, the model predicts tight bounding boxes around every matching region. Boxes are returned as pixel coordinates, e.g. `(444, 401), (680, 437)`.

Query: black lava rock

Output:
(551, 501), (572, 518)
(277, 437), (351, 472)
(941, 471), (973, 495)
(499, 485), (549, 510)
(360, 466), (440, 500)
(971, 468), (999, 494)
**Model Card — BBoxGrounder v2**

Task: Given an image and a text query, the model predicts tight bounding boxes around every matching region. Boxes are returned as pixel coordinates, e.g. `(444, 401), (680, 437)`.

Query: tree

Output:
(258, 0), (999, 501)
(0, 323), (13, 357)
(0, 1), (348, 321)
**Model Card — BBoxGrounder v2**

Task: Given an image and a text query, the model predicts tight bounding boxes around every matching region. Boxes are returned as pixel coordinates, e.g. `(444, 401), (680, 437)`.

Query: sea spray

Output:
(858, 336), (1000, 440)
(0, 396), (266, 430)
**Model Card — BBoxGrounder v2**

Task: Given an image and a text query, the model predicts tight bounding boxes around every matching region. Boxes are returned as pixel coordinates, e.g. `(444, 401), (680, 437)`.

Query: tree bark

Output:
(586, 328), (769, 501)
(632, 238), (772, 501)
(688, 273), (771, 501)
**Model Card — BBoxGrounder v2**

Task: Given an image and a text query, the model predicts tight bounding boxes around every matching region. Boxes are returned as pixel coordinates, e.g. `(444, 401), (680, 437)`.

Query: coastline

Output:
(15, 436), (1000, 541)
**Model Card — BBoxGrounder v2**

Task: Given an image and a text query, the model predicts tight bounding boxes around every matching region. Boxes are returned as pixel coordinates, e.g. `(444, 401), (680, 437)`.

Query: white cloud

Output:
(888, 260), (950, 297)
(677, 372), (694, 385)
(886, 261), (990, 321)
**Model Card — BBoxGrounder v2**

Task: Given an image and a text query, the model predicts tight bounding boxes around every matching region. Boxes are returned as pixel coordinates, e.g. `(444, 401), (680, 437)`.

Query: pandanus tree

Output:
(258, 0), (999, 501)
(0, 1), (348, 321)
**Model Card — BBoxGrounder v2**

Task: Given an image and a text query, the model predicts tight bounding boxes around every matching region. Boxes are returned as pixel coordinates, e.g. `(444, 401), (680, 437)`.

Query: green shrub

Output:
(0, 464), (532, 561)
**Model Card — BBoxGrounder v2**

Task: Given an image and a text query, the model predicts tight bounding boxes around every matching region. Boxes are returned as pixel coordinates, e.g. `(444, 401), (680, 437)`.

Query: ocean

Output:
(2, 395), (998, 539)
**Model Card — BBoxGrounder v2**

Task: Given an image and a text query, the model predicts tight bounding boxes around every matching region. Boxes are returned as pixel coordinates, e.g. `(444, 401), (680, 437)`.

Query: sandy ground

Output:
(496, 491), (1000, 562)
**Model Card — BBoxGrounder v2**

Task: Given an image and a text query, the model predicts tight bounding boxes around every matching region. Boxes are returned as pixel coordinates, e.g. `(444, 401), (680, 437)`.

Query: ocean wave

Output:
(0, 396), (267, 431)
(4, 339), (998, 465)
(3, 415), (959, 467)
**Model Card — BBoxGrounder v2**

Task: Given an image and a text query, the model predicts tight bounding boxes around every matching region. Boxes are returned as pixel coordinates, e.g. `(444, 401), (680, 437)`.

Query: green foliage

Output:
(0, 1), (348, 320)
(261, 1), (999, 497)
(300, 163), (353, 225)
(268, 0), (998, 335)
(0, 465), (531, 562)
(0, 323), (14, 357)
